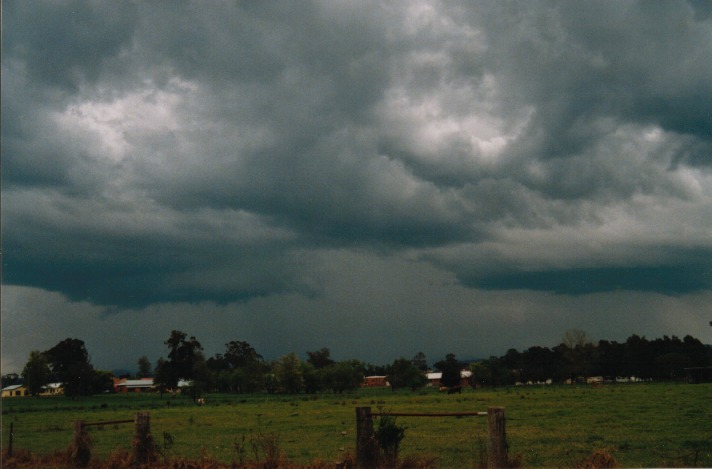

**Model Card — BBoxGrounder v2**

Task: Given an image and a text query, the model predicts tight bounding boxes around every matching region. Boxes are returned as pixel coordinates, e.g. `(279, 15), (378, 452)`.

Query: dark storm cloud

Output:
(2, 1), (138, 90)
(476, 1), (712, 167)
(463, 264), (712, 296)
(2, 0), (712, 314)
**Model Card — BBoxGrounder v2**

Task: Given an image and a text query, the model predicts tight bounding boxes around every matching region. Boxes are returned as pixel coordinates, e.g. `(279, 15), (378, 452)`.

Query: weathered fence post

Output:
(487, 407), (507, 468)
(355, 407), (378, 468)
(132, 412), (155, 465)
(71, 420), (92, 467)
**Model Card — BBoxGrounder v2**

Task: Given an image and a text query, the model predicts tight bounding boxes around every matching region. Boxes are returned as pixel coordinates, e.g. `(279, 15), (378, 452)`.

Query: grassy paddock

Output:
(2, 382), (711, 467)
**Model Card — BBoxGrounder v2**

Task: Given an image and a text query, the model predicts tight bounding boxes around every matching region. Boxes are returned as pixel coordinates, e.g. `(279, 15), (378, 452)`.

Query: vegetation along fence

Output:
(355, 406), (507, 468)
(71, 412), (153, 467)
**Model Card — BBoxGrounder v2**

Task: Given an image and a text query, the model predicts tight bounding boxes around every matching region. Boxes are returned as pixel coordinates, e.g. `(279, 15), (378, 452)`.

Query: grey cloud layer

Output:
(3, 0), (712, 309)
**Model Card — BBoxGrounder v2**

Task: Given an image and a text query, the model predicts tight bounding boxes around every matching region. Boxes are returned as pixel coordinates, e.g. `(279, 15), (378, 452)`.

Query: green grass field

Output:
(2, 383), (711, 467)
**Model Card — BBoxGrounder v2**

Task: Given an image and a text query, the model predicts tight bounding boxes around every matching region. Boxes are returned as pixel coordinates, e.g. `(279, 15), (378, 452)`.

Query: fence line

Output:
(81, 419), (135, 427)
(371, 411), (488, 417)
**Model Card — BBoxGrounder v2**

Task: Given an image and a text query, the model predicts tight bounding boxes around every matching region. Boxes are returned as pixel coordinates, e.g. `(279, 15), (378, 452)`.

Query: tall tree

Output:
(153, 357), (172, 396)
(1, 373), (22, 388)
(224, 340), (263, 369)
(154, 331), (204, 393)
(323, 360), (365, 394)
(137, 355), (152, 378)
(561, 329), (597, 381)
(22, 350), (52, 396)
(185, 351), (211, 400)
(44, 338), (96, 398)
(434, 353), (461, 388)
(165, 330), (203, 381)
(306, 347), (335, 369)
(411, 352), (428, 371)
(206, 340), (266, 393)
(274, 352), (304, 393)
(388, 357), (427, 391)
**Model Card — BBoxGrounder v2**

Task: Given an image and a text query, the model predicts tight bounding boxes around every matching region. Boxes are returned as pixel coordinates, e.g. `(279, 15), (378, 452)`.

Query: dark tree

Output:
(1, 373), (22, 388)
(302, 362), (323, 394)
(154, 331), (204, 394)
(388, 357), (427, 391)
(274, 352), (304, 393)
(560, 329), (598, 381)
(206, 340), (266, 393)
(165, 330), (203, 379)
(92, 370), (116, 393)
(22, 350), (52, 396)
(520, 346), (557, 383)
(470, 356), (513, 388)
(44, 338), (96, 398)
(224, 340), (263, 369)
(169, 331), (202, 376)
(434, 353), (462, 388)
(153, 357), (172, 396)
(306, 347), (335, 369)
(137, 356), (152, 378)
(323, 360), (364, 394)
(185, 351), (211, 400)
(622, 334), (651, 379)
(411, 352), (428, 371)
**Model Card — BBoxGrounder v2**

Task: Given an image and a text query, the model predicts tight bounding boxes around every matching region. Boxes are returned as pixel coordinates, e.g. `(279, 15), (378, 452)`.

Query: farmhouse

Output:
(114, 378), (156, 393)
(427, 370), (473, 388)
(40, 382), (64, 396)
(1, 384), (29, 397)
(362, 376), (389, 387)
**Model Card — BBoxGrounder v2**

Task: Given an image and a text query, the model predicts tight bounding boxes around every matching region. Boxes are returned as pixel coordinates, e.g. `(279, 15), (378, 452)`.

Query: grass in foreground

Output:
(2, 383), (711, 467)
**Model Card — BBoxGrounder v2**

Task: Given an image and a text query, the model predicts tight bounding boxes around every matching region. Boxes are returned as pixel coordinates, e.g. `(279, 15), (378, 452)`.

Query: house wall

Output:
(1, 387), (28, 397)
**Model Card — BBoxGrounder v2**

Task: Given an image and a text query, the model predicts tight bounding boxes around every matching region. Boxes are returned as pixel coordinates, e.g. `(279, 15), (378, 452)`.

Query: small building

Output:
(115, 378), (156, 393)
(40, 382), (64, 396)
(1, 384), (29, 398)
(362, 376), (389, 387)
(427, 370), (473, 388)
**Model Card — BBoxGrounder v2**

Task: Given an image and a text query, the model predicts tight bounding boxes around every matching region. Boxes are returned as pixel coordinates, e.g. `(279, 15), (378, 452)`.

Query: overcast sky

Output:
(3, 1), (712, 374)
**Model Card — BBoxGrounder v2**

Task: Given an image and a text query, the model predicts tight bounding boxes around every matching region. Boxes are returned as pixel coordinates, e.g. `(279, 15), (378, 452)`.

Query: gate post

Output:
(355, 407), (378, 468)
(487, 407), (507, 468)
(71, 420), (92, 467)
(132, 412), (155, 465)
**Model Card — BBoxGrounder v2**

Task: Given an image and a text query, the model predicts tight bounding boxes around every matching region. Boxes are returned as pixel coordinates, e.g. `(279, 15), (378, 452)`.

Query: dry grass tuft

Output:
(575, 449), (621, 468)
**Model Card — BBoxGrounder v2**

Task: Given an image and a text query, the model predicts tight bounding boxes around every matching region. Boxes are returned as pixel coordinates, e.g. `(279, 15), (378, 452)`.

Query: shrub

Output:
(375, 414), (406, 466)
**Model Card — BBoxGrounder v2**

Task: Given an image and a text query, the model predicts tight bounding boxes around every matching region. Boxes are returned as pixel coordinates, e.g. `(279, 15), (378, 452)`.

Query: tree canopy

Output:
(43, 338), (96, 398)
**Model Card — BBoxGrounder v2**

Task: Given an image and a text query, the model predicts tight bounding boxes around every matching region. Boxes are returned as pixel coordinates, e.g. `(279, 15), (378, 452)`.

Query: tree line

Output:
(470, 330), (712, 387)
(5, 329), (711, 398)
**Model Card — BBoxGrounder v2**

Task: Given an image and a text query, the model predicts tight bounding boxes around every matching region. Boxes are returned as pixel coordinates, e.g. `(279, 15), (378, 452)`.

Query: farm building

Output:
(427, 370), (473, 388)
(114, 378), (156, 393)
(1, 384), (29, 397)
(362, 376), (389, 387)
(40, 382), (64, 396)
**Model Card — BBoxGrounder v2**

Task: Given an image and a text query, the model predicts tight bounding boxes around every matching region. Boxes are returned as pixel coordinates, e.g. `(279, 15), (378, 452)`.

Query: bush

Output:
(375, 414), (406, 466)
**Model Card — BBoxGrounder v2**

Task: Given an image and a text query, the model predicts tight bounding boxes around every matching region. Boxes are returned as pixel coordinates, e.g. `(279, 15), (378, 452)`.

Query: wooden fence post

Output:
(132, 412), (155, 465)
(487, 407), (507, 469)
(355, 407), (378, 468)
(71, 420), (92, 467)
